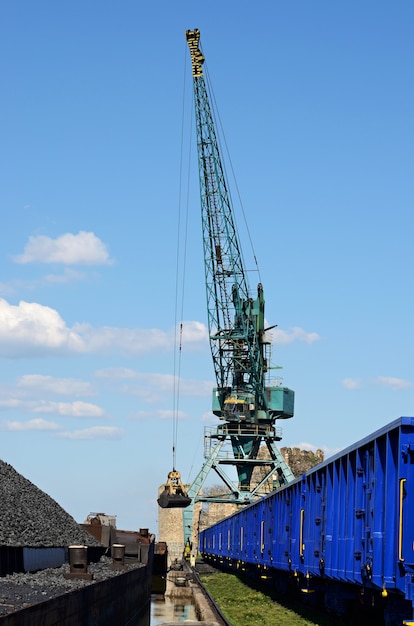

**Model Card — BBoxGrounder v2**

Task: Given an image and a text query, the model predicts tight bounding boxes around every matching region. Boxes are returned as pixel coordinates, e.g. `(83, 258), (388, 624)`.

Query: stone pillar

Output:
(157, 484), (202, 567)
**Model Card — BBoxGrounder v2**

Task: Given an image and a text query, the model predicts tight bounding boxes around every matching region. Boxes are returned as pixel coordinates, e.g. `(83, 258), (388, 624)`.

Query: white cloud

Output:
(0, 299), (209, 358)
(342, 378), (362, 390)
(0, 395), (104, 418)
(342, 376), (413, 391)
(76, 320), (209, 355)
(375, 376), (413, 391)
(3, 418), (62, 431)
(2, 299), (319, 360)
(0, 299), (84, 356)
(55, 426), (123, 440)
(32, 400), (105, 418)
(96, 367), (138, 380)
(272, 327), (321, 345)
(13, 231), (113, 266)
(75, 325), (173, 354)
(17, 375), (94, 397)
(180, 321), (209, 345)
(95, 368), (213, 403)
(0, 398), (22, 409)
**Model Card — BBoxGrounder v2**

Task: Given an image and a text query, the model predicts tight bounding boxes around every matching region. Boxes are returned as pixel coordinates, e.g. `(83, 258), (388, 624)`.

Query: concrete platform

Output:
(158, 564), (225, 626)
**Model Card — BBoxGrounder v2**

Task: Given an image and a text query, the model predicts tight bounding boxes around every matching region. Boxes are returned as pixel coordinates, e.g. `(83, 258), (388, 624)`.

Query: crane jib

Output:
(181, 30), (295, 532)
(186, 29), (291, 423)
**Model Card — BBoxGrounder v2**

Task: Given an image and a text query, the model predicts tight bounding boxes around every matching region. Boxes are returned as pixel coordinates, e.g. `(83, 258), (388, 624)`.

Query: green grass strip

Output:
(200, 571), (342, 626)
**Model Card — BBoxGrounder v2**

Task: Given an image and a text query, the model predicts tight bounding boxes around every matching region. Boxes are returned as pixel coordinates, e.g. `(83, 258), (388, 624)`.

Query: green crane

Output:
(183, 29), (295, 542)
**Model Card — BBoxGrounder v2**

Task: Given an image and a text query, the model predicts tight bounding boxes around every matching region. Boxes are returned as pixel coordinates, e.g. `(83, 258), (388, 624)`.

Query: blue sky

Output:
(0, 2), (413, 534)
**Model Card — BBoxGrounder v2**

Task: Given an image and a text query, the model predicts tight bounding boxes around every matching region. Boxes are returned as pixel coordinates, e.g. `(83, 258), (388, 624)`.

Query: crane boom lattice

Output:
(183, 29), (296, 544)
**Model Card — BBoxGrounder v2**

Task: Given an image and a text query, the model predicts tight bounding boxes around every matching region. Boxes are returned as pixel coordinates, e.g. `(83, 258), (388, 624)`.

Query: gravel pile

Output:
(0, 460), (100, 547)
(0, 557), (142, 616)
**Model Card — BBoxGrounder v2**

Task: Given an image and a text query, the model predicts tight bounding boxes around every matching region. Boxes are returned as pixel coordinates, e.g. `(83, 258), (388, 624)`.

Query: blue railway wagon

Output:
(199, 417), (414, 625)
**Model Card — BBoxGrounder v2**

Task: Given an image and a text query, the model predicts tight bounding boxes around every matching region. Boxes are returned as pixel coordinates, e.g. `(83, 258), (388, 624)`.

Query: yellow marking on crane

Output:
(186, 29), (205, 77)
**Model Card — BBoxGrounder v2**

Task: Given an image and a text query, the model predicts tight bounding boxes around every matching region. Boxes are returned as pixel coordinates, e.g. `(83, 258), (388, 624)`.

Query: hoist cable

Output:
(172, 46), (192, 471)
(172, 49), (187, 470)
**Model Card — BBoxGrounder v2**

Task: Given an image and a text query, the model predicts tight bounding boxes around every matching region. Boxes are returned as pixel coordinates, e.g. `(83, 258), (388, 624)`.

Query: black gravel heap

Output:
(0, 460), (100, 547)
(0, 557), (142, 616)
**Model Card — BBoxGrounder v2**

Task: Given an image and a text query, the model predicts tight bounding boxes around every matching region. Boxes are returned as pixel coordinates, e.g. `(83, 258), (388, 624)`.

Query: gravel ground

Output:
(0, 556), (142, 616)
(0, 460), (99, 547)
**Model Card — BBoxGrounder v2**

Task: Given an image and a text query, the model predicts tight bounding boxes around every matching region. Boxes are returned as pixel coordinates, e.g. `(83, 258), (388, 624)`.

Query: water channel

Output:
(150, 594), (198, 624)
(149, 574), (199, 624)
